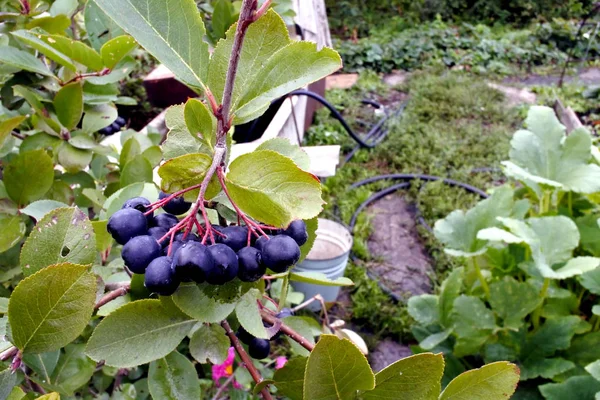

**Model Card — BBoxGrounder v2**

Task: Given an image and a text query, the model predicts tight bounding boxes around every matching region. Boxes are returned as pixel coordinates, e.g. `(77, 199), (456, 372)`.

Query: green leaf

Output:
(439, 361), (519, 400)
(434, 186), (514, 257)
(539, 376), (600, 400)
(20, 207), (96, 276)
(11, 30), (76, 71)
(148, 351), (201, 400)
(0, 116), (26, 148)
(82, 103), (118, 133)
(8, 263), (96, 353)
(0, 46), (53, 76)
(0, 298), (7, 314)
(0, 215), (25, 253)
(25, 15), (70, 33)
(54, 82), (83, 130)
(57, 143), (93, 173)
(184, 98), (216, 149)
(523, 316), (583, 359)
(86, 299), (195, 368)
(282, 316), (317, 357)
(121, 155), (153, 187)
(362, 353), (444, 400)
(489, 277), (542, 330)
(189, 324), (230, 364)
(84, 0), (126, 50)
(407, 294), (439, 326)
(36, 34), (104, 71)
(299, 217), (318, 263)
(502, 106), (600, 194)
(0, 367), (17, 400)
(99, 182), (158, 219)
(211, 0), (234, 41)
(586, 360), (600, 381)
(158, 153), (218, 200)
(94, 0), (209, 91)
(438, 267), (463, 328)
(162, 105), (205, 159)
(33, 344), (96, 396)
(5, 386), (26, 400)
(100, 35), (137, 69)
(575, 215), (600, 256)
(564, 331), (600, 365)
(50, 0), (79, 17)
(236, 288), (268, 339)
(304, 335), (375, 399)
(272, 357), (307, 400)
(171, 283), (236, 322)
(520, 357), (575, 381)
(256, 138), (310, 171)
(120, 137), (141, 166)
(34, 393), (60, 400)
(4, 149), (54, 206)
(23, 351), (60, 382)
(289, 271), (354, 287)
(226, 150), (323, 227)
(451, 295), (495, 350)
(419, 330), (452, 350)
(580, 268), (600, 294)
(207, 10), (341, 124)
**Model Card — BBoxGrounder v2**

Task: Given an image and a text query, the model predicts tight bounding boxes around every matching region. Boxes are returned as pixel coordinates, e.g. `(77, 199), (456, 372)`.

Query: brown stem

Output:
(62, 68), (111, 86)
(221, 320), (273, 400)
(253, 0), (272, 21)
(95, 284), (130, 310)
(211, 372), (237, 400)
(11, 132), (25, 140)
(260, 310), (315, 352)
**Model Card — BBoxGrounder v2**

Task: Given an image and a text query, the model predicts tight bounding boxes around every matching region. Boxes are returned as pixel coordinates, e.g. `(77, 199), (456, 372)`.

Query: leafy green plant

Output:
(409, 105), (600, 398)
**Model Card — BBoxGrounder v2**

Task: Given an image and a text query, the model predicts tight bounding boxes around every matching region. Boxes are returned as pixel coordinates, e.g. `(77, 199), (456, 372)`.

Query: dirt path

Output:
(502, 67), (600, 86)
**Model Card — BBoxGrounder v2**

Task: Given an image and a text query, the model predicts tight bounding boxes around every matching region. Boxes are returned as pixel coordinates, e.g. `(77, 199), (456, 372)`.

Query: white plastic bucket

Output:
(291, 219), (353, 311)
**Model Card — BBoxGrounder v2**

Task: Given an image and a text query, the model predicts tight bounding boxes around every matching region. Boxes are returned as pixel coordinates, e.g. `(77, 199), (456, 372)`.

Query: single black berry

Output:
(248, 338), (270, 359)
(172, 242), (214, 283)
(148, 227), (168, 248)
(110, 122), (121, 132)
(115, 116), (126, 127)
(152, 213), (179, 230)
(220, 226), (248, 252)
(122, 197), (153, 222)
(145, 256), (180, 296)
(236, 326), (254, 345)
(164, 240), (184, 257)
(283, 220), (308, 246)
(159, 192), (191, 215)
(99, 125), (114, 135)
(206, 244), (239, 285)
(107, 208), (148, 245)
(121, 235), (161, 274)
(261, 235), (300, 273)
(254, 235), (271, 252)
(276, 308), (294, 319)
(237, 247), (265, 282)
(175, 232), (200, 242)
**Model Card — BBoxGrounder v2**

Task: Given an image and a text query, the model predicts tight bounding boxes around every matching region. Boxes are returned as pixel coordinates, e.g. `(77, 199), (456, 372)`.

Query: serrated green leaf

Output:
(184, 98), (215, 149)
(523, 316), (583, 360)
(0, 367), (17, 400)
(82, 103), (117, 133)
(440, 361), (519, 400)
(148, 351), (201, 400)
(92, 220), (112, 252)
(4, 149), (54, 207)
(36, 34), (103, 71)
(120, 137), (141, 166)
(23, 350), (60, 382)
(158, 153), (219, 200)
(0, 214), (25, 253)
(289, 271), (354, 287)
(20, 132), (61, 153)
(438, 267), (463, 328)
(11, 30), (76, 71)
(0, 298), (7, 314)
(84, 0), (126, 51)
(489, 277), (542, 330)
(407, 294), (439, 326)
(50, 0), (79, 17)
(226, 150), (323, 227)
(100, 35), (137, 69)
(564, 331), (600, 366)
(0, 116), (26, 148)
(9, 263), (96, 353)
(12, 85), (61, 134)
(142, 146), (162, 168)
(57, 143), (93, 173)
(362, 353), (444, 400)
(236, 288), (268, 339)
(451, 295), (495, 352)
(211, 0), (234, 41)
(94, 0), (209, 91)
(20, 207), (96, 276)
(99, 182), (158, 219)
(121, 155), (153, 187)
(580, 268), (600, 294)
(5, 386), (26, 400)
(0, 46), (54, 76)
(33, 344), (96, 396)
(162, 105), (205, 159)
(68, 135), (98, 150)
(502, 106), (600, 194)
(273, 357), (307, 400)
(575, 215), (600, 256)
(520, 357), (575, 381)
(420, 330), (452, 350)
(256, 138), (310, 171)
(25, 15), (70, 33)
(189, 324), (230, 364)
(539, 376), (600, 400)
(586, 360), (600, 381)
(304, 335), (375, 399)
(86, 299), (195, 368)
(434, 186), (514, 257)
(54, 82), (83, 130)
(298, 217), (317, 263)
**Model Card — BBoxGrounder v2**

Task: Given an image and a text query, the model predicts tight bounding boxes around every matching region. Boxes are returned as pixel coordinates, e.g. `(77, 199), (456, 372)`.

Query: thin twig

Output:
(61, 69), (111, 86)
(260, 310), (315, 352)
(211, 372), (237, 400)
(221, 320), (273, 400)
(0, 346), (17, 362)
(10, 132), (25, 140)
(94, 285), (130, 310)
(253, 0), (272, 21)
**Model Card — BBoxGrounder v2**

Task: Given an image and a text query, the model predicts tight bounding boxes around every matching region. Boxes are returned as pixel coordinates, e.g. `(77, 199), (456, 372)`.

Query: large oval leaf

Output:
(4, 149), (54, 207)
(8, 263), (96, 353)
(149, 351), (201, 400)
(439, 361), (519, 400)
(54, 82), (83, 130)
(189, 324), (230, 365)
(0, 214), (26, 253)
(158, 153), (220, 201)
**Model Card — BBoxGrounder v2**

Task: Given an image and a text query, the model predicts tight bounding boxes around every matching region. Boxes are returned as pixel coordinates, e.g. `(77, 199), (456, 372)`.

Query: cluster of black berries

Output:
(237, 308), (294, 359)
(106, 193), (308, 296)
(99, 116), (126, 135)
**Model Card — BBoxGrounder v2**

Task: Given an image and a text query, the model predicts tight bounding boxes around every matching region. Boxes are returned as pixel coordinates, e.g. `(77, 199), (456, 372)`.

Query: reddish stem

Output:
(144, 183), (203, 215)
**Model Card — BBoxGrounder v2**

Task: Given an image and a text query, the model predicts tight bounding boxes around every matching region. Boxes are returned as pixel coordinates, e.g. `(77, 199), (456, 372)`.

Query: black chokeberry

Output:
(261, 235), (300, 273)
(110, 122), (121, 133)
(148, 227), (168, 248)
(175, 232), (200, 242)
(107, 208), (148, 245)
(99, 125), (114, 135)
(254, 235), (271, 252)
(237, 247), (265, 282)
(164, 240), (184, 257)
(145, 256), (180, 296)
(283, 220), (308, 246)
(152, 213), (179, 230)
(121, 235), (161, 274)
(220, 226), (248, 252)
(122, 197), (153, 222)
(115, 116), (126, 127)
(236, 326), (254, 345)
(206, 244), (239, 285)
(159, 192), (191, 215)
(248, 338), (270, 359)
(276, 308), (294, 319)
(172, 242), (214, 283)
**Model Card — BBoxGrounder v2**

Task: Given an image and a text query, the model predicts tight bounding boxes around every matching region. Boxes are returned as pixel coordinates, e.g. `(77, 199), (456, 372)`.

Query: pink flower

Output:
(212, 347), (236, 386)
(275, 356), (288, 369)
